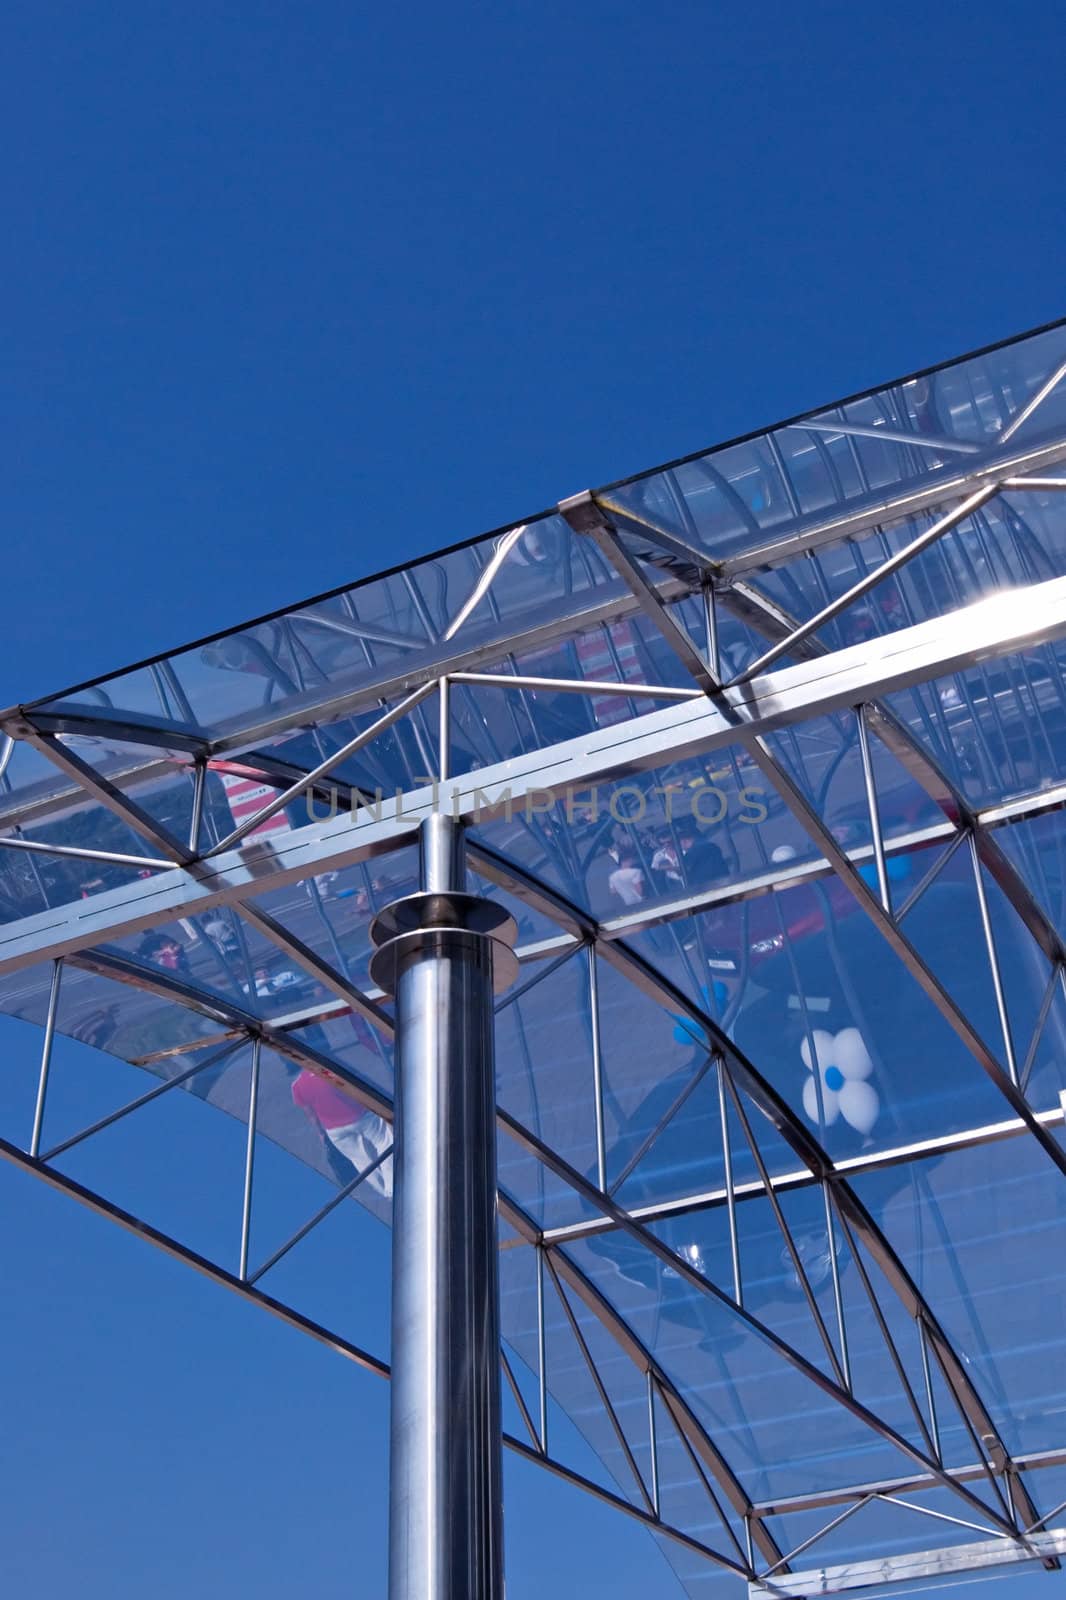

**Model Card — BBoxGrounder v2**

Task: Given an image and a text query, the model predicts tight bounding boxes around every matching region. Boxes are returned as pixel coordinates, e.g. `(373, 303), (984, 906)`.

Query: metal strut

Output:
(370, 813), (518, 1600)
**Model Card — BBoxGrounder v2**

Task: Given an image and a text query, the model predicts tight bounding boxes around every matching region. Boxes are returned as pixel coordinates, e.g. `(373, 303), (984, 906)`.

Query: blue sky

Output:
(1, 3), (1064, 1596)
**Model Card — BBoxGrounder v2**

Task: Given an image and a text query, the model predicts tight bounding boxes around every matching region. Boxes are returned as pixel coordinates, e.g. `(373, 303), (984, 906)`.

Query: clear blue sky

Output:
(1, 3), (1063, 1596)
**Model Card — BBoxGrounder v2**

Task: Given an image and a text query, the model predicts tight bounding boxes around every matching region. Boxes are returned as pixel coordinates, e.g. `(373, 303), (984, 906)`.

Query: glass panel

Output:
(31, 513), (609, 744)
(245, 844), (418, 994)
(994, 809), (1066, 949)
(470, 742), (816, 929)
(612, 321), (1066, 572)
(678, 879), (1015, 1159)
(853, 1135), (1066, 1459)
(747, 489), (1066, 661)
(563, 1230), (918, 1502)
(885, 641), (1066, 808)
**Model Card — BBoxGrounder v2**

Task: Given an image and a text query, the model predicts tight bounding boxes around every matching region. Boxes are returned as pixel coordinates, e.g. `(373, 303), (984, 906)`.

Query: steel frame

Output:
(4, 336), (1066, 1595)
(18, 939), (1050, 1582)
(4, 646), (1056, 1523)
(17, 858), (1049, 1562)
(20, 935), (784, 1572)
(6, 573), (1066, 979)
(0, 1128), (761, 1580)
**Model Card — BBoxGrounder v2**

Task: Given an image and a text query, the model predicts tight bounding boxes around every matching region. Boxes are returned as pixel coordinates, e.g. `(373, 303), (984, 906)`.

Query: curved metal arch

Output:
(62, 946), (398, 1117)
(583, 500), (1066, 1182)
(45, 943), (779, 1574)
(12, 691), (1040, 1537)
(12, 942), (1061, 1576)
(500, 1190), (778, 1573)
(0, 1128), (758, 1584)
(25, 704), (209, 756)
(32, 712), (1036, 1541)
(497, 1107), (1033, 1553)
(71, 925), (1035, 1567)
(1, 682), (1055, 1557)
(467, 841), (1044, 1536)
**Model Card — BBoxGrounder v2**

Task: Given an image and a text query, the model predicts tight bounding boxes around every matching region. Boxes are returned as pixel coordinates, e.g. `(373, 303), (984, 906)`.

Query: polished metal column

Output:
(371, 813), (517, 1600)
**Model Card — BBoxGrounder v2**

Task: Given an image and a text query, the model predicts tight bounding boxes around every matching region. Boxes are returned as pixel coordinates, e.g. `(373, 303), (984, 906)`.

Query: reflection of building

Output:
(3, 320), (1066, 1596)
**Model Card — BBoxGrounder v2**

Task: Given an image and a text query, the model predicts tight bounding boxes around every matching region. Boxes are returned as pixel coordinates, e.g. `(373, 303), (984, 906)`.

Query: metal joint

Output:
(557, 489), (606, 535)
(369, 890), (518, 996)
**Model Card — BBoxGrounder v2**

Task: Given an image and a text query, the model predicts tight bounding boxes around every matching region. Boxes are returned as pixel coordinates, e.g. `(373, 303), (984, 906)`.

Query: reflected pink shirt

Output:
(291, 1069), (366, 1130)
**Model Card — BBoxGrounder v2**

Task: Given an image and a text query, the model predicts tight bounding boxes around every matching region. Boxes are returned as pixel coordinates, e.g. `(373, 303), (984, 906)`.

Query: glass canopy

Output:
(3, 318), (1066, 1597)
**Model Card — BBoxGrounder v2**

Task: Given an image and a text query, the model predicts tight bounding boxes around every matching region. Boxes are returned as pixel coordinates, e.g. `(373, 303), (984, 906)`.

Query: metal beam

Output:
(868, 702), (1066, 971)
(203, 682), (437, 858)
(449, 670), (701, 703)
(505, 1433), (751, 1577)
(748, 1527), (1066, 1599)
(17, 725), (193, 865)
(730, 485), (1000, 682)
(785, 417), (983, 456)
(753, 1448), (1066, 1520)
(442, 524), (529, 642)
(559, 491), (722, 693)
(0, 835), (174, 871)
(3, 579), (692, 769)
(1000, 356), (1066, 443)
(24, 705), (209, 756)
(5, 574), (1066, 979)
(535, 1103), (1066, 1245)
(499, 1168), (777, 1570)
(0, 1131), (391, 1380)
(235, 900), (394, 1035)
(717, 432), (1066, 577)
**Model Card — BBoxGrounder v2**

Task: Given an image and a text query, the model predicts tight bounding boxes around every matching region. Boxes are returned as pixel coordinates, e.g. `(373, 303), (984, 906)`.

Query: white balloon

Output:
(833, 1027), (873, 1081)
(803, 1073), (839, 1124)
(839, 1078), (880, 1134)
(800, 1028), (835, 1074)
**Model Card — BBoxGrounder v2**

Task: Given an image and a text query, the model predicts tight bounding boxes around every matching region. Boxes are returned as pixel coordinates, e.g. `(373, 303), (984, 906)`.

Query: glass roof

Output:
(3, 317), (1066, 1597)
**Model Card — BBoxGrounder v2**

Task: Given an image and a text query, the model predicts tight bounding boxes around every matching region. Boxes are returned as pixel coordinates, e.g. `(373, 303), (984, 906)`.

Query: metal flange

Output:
(369, 891), (518, 995)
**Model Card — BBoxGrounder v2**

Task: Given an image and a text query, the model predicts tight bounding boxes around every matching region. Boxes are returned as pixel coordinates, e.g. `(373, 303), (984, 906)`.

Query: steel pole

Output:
(371, 813), (517, 1600)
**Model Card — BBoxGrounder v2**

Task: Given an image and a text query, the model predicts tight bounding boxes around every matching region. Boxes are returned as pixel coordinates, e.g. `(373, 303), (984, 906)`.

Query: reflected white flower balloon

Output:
(800, 1026), (879, 1134)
